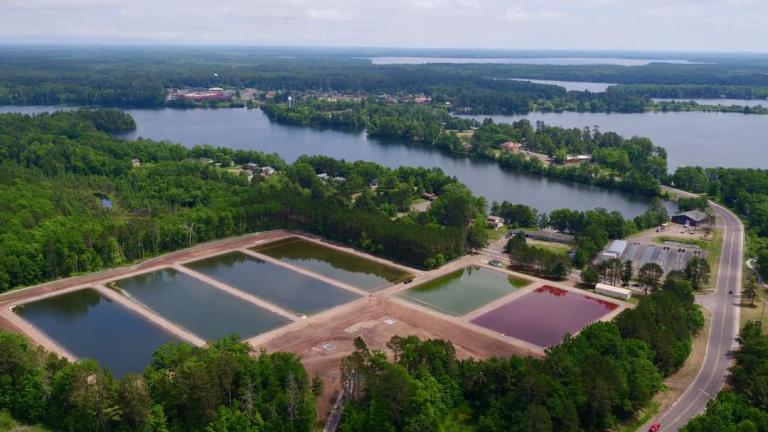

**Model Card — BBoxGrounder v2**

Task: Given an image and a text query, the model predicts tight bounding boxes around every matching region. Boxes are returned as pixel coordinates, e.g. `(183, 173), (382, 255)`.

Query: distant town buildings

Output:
(167, 87), (232, 102)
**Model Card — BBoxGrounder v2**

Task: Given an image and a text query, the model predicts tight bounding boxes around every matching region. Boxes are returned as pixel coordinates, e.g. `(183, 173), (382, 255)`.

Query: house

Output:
(260, 166), (275, 176)
(486, 215), (505, 229)
(522, 229), (574, 244)
(671, 210), (709, 227)
(243, 162), (260, 172)
(317, 173), (330, 181)
(563, 155), (592, 165)
(499, 141), (522, 152)
(601, 239), (627, 260)
(131, 158), (141, 168)
(421, 192), (437, 201)
(595, 283), (632, 301)
(332, 176), (346, 183)
(369, 179), (379, 190)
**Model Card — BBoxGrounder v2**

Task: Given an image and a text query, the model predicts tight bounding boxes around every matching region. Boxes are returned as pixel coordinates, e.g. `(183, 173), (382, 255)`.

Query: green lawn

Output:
(508, 275), (532, 288)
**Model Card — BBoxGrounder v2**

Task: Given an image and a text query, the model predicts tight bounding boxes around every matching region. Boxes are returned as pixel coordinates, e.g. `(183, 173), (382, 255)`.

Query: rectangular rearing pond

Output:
(14, 288), (179, 377)
(471, 285), (619, 348)
(184, 251), (361, 315)
(114, 268), (290, 340)
(399, 266), (527, 316)
(251, 237), (413, 291)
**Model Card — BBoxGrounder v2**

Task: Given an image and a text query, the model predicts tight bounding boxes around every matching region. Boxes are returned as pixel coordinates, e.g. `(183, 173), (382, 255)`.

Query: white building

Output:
(595, 283), (632, 301)
(486, 215), (505, 229)
(601, 239), (628, 260)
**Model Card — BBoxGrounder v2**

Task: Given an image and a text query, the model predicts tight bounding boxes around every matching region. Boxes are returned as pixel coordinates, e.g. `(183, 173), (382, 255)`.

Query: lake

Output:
(116, 108), (673, 216)
(462, 111), (768, 170)
(509, 78), (614, 92)
(370, 57), (698, 66)
(0, 105), (699, 216)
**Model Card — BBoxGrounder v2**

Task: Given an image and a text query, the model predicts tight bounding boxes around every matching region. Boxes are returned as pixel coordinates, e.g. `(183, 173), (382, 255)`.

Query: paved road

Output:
(647, 202), (743, 431)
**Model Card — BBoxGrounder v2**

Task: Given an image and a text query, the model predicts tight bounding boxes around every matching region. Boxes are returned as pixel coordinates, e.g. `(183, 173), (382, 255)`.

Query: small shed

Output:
(595, 283), (632, 301)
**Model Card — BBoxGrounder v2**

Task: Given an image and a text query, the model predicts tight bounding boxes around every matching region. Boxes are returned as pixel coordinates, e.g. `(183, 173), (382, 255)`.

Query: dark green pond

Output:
(115, 268), (290, 340)
(14, 288), (179, 377)
(184, 251), (361, 315)
(251, 237), (412, 291)
(400, 266), (525, 316)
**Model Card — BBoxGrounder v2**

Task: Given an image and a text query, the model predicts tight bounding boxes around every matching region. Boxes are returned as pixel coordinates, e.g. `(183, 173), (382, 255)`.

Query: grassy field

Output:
(739, 267), (768, 334)
(527, 239), (572, 256)
(652, 235), (710, 250)
(705, 227), (724, 290)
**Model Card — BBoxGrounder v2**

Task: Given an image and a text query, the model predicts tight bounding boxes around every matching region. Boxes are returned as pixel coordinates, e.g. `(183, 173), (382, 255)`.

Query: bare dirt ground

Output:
(258, 297), (536, 421)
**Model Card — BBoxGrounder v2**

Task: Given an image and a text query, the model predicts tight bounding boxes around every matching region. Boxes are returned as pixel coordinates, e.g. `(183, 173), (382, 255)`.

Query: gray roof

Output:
(673, 210), (708, 222)
(523, 229), (574, 243)
(606, 239), (628, 254)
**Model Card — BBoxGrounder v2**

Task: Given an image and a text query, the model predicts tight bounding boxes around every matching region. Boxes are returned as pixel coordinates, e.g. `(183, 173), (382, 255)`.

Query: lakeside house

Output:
(421, 192), (438, 201)
(131, 158), (141, 168)
(259, 166), (276, 176)
(562, 155), (592, 165)
(499, 141), (522, 152)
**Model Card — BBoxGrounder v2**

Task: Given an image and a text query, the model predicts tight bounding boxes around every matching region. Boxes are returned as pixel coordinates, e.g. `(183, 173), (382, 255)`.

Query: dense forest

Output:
(2, 47), (768, 114)
(672, 166), (768, 279)
(337, 277), (703, 431)
(263, 100), (667, 195)
(0, 109), (492, 292)
(0, 332), (319, 431)
(681, 321), (768, 431)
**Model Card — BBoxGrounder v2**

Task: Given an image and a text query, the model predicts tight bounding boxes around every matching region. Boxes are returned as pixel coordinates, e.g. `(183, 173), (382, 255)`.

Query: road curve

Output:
(648, 202), (743, 431)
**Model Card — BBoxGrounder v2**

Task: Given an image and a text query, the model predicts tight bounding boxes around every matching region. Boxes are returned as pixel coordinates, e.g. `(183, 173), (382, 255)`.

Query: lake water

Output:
(4, 105), (748, 216)
(115, 268), (290, 340)
(184, 251), (361, 315)
(252, 237), (413, 291)
(400, 266), (525, 316)
(463, 111), (768, 170)
(371, 57), (697, 66)
(14, 288), (179, 377)
(116, 108), (672, 216)
(652, 98), (768, 108)
(509, 78), (614, 92)
(471, 285), (618, 347)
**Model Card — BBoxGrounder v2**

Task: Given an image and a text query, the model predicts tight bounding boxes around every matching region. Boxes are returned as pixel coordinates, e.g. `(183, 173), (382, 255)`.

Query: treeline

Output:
(672, 166), (768, 279)
(682, 322), (768, 431)
(473, 118), (667, 194)
(0, 332), (318, 431)
(338, 277), (703, 431)
(264, 100), (668, 195)
(0, 109), (489, 292)
(3, 48), (768, 114)
(611, 83), (768, 100)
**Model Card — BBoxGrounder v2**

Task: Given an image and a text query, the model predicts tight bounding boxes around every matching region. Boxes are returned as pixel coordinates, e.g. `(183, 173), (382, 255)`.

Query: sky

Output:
(1, 0), (766, 52)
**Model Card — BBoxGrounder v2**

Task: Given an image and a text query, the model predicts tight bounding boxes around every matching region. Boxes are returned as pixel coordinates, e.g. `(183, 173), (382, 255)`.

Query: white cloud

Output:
(0, 0), (765, 51)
